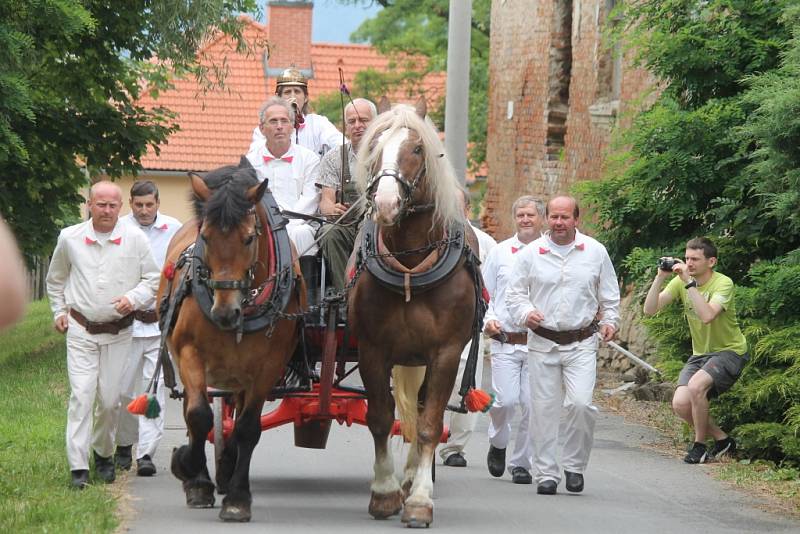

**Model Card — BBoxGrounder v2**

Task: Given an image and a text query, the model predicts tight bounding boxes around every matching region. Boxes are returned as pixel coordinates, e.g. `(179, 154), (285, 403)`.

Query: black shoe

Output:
(565, 471), (584, 493)
(70, 469), (89, 490)
(487, 445), (506, 478)
(93, 451), (116, 483)
(137, 455), (156, 477)
(711, 437), (736, 459)
(683, 442), (708, 464)
(537, 480), (557, 495)
(511, 467), (532, 485)
(114, 445), (133, 471)
(443, 452), (467, 467)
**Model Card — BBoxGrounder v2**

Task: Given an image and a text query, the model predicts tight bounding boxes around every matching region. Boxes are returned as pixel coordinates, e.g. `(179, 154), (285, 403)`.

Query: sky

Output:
(311, 0), (382, 43)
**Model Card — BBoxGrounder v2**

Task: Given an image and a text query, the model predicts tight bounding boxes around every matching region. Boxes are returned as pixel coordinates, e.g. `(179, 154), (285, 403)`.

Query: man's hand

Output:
(111, 296), (133, 315)
(599, 323), (616, 342)
(330, 202), (349, 217)
(483, 319), (502, 337)
(54, 314), (68, 333)
(672, 262), (691, 283)
(525, 310), (545, 330)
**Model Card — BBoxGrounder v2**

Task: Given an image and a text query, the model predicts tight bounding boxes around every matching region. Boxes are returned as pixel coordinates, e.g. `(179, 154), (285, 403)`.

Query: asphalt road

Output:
(122, 381), (799, 533)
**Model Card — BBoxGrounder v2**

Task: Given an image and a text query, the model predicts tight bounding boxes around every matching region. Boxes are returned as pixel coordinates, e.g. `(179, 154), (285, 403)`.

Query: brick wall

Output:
(482, 0), (654, 240)
(267, 1), (313, 70)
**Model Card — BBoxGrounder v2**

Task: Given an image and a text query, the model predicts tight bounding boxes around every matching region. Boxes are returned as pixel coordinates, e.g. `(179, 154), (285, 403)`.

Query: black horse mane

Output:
(192, 157), (259, 233)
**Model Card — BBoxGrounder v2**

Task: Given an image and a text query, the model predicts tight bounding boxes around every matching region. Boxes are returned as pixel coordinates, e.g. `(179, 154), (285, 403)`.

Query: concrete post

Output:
(444, 0), (472, 185)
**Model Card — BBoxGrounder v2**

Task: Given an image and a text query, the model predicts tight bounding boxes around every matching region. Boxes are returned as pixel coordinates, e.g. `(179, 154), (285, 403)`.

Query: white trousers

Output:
(66, 331), (132, 470)
(439, 336), (485, 460)
(288, 222), (318, 256)
(529, 343), (598, 484)
(487, 347), (533, 471)
(117, 336), (164, 460)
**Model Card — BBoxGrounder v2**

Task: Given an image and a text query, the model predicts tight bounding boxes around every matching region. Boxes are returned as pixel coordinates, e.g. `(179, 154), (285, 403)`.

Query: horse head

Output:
(357, 97), (461, 228)
(190, 160), (269, 330)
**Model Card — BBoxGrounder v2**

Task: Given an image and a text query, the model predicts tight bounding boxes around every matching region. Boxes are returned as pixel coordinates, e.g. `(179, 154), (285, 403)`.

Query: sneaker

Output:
(683, 442), (708, 464)
(137, 455), (156, 477)
(511, 467), (532, 484)
(487, 446), (506, 478)
(443, 452), (467, 467)
(93, 451), (116, 483)
(114, 445), (133, 471)
(711, 437), (736, 459)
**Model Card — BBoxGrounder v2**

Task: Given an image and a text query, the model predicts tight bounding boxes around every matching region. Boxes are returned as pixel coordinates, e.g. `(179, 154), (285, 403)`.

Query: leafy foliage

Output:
(0, 0), (260, 259)
(580, 1), (800, 465)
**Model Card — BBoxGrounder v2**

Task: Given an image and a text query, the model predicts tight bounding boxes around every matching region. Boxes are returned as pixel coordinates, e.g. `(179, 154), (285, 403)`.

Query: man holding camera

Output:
(643, 237), (748, 464)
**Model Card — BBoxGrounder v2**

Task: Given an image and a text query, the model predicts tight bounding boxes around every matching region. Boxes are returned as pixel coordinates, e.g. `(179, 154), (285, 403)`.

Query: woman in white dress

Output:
(250, 67), (343, 157)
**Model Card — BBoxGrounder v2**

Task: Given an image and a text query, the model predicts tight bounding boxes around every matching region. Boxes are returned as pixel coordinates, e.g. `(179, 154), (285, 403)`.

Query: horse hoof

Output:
(170, 446), (192, 482)
(368, 490), (403, 519)
(401, 503), (432, 528)
(184, 479), (216, 508)
(219, 502), (251, 522)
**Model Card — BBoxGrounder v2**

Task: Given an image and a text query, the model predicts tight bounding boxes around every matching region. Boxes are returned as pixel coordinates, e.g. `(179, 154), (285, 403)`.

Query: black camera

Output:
(658, 257), (682, 271)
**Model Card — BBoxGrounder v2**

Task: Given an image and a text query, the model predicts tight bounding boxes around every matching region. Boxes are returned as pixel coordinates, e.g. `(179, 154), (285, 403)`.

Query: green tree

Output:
(314, 0), (490, 171)
(578, 1), (800, 465)
(0, 0), (261, 259)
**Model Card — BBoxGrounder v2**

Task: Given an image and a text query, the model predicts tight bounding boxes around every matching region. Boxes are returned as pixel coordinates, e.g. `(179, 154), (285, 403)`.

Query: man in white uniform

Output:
(481, 196), (544, 484)
(47, 181), (159, 489)
(250, 67), (342, 157)
(438, 189), (497, 468)
(506, 196), (619, 495)
(115, 180), (180, 476)
(246, 96), (321, 256)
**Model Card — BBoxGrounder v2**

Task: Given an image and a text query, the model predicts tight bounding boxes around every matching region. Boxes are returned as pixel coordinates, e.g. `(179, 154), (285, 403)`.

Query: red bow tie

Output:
(264, 155), (293, 163)
(511, 245), (523, 254)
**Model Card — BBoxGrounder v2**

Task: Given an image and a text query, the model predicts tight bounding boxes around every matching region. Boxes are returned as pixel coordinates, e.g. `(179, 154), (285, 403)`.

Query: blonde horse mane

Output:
(354, 103), (464, 228)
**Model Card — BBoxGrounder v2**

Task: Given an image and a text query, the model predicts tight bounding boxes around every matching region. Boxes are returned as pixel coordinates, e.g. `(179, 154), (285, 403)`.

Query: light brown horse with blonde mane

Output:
(348, 99), (483, 527)
(160, 161), (303, 522)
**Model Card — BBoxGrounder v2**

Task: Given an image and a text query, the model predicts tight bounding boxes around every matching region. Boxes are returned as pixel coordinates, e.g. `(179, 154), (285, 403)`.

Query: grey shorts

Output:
(677, 350), (748, 398)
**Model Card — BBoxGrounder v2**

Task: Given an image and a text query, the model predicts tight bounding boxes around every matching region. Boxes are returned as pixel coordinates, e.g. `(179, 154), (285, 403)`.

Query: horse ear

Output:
(377, 96), (391, 114)
(414, 96), (427, 118)
(189, 172), (211, 201)
(246, 179), (269, 204)
(239, 155), (254, 169)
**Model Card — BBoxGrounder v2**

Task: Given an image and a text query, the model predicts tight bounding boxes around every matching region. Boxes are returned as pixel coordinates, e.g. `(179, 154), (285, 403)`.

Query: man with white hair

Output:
(46, 181), (159, 489)
(246, 96), (321, 256)
(481, 195), (545, 484)
(317, 97), (377, 289)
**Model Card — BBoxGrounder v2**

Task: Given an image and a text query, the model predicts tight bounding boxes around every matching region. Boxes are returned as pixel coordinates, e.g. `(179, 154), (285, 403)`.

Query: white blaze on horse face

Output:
(374, 127), (409, 224)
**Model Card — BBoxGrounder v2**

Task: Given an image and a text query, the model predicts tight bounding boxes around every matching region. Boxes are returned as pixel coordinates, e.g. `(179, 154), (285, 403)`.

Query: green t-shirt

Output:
(665, 271), (748, 356)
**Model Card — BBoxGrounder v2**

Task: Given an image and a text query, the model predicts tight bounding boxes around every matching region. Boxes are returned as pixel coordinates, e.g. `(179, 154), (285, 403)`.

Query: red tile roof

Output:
(139, 18), (445, 172)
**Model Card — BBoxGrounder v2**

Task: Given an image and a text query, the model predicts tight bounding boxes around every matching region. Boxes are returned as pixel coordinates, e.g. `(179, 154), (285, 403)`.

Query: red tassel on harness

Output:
(163, 261), (176, 280)
(127, 394), (149, 415)
(464, 388), (495, 413)
(482, 286), (491, 303)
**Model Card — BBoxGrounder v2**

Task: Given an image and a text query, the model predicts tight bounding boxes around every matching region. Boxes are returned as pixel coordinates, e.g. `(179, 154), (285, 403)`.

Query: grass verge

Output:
(0, 300), (119, 532)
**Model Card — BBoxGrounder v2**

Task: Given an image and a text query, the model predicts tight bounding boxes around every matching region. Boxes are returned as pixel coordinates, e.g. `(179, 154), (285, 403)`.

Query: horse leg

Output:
(215, 392), (244, 495)
(401, 353), (460, 528)
(171, 347), (215, 508)
(362, 351), (403, 519)
(219, 399), (263, 522)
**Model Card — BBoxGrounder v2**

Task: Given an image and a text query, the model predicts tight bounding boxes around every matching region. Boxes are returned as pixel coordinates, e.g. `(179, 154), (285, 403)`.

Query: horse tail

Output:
(392, 365), (426, 442)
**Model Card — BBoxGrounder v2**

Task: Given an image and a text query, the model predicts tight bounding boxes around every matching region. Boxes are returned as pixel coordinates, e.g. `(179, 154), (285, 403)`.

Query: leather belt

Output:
(533, 323), (597, 345)
(490, 331), (528, 345)
(69, 309), (134, 335)
(134, 309), (158, 324)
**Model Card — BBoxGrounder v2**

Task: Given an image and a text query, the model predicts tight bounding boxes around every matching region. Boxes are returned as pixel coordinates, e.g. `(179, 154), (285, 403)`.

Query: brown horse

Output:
(159, 162), (304, 522)
(348, 99), (482, 527)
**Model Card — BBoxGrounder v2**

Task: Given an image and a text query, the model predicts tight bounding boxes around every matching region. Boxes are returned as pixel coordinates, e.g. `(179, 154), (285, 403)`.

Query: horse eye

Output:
(244, 235), (255, 246)
(413, 145), (423, 155)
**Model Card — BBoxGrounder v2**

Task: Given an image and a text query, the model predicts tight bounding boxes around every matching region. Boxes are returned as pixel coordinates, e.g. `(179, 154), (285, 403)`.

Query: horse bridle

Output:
(365, 163), (432, 218)
(196, 207), (262, 293)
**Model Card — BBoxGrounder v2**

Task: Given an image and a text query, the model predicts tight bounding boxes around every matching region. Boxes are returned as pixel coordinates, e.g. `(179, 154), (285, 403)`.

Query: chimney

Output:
(266, 0), (314, 77)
